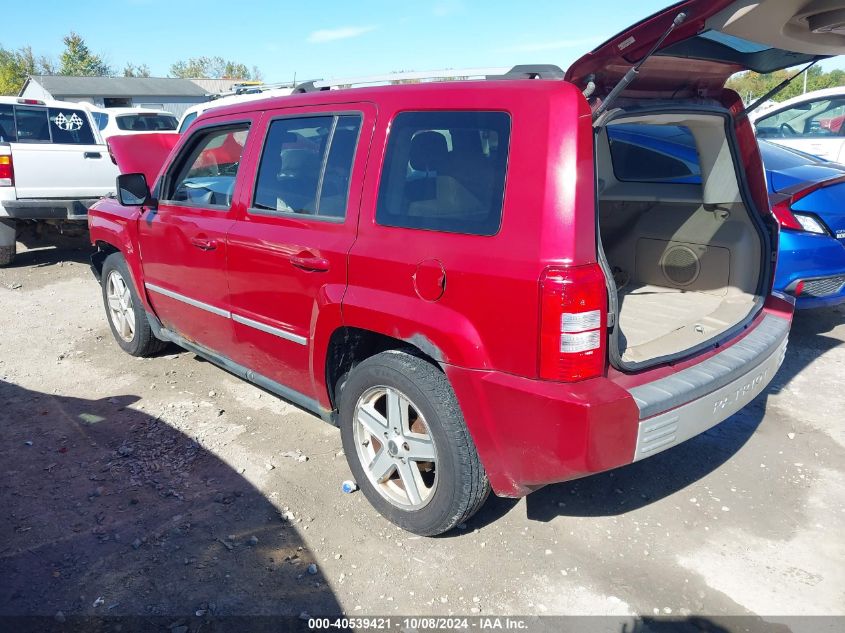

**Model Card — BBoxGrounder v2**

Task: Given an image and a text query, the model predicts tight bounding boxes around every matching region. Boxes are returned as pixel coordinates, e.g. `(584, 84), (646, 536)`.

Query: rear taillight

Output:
(0, 153), (13, 187)
(771, 198), (828, 234)
(771, 198), (804, 231)
(539, 264), (607, 382)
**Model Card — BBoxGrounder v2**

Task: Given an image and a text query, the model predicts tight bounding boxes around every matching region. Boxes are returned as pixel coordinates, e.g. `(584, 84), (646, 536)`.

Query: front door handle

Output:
(84, 152), (102, 159)
(190, 236), (217, 251)
(290, 254), (330, 272)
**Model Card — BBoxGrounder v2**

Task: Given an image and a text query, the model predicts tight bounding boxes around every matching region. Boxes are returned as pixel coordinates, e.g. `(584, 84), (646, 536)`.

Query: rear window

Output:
(376, 111), (511, 236)
(116, 113), (178, 132)
(607, 124), (701, 184)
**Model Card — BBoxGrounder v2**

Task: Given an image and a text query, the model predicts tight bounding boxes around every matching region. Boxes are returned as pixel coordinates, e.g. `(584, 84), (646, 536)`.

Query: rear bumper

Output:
(775, 230), (845, 309)
(0, 199), (97, 221)
(447, 307), (791, 498)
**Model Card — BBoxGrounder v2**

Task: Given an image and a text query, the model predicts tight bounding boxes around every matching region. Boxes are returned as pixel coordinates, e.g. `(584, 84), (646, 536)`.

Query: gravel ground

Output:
(0, 239), (843, 624)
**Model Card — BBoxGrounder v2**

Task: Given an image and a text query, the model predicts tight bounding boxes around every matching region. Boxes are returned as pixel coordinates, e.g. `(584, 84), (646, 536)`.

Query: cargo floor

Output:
(617, 284), (755, 363)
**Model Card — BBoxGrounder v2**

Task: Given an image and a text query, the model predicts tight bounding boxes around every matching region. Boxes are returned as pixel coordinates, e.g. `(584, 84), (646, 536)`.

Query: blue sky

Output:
(4, 0), (844, 81)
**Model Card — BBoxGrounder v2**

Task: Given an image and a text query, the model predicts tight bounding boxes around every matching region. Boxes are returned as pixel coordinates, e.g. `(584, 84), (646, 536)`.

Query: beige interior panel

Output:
(598, 110), (764, 364)
(708, 0), (845, 57)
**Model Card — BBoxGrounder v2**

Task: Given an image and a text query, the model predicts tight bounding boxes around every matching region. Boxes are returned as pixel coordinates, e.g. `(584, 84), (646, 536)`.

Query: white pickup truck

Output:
(0, 97), (118, 266)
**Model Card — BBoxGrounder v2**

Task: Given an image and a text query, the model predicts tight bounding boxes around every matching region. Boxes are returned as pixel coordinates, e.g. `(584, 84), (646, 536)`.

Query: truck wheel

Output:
(101, 253), (167, 357)
(0, 220), (15, 267)
(339, 350), (490, 536)
(0, 243), (14, 267)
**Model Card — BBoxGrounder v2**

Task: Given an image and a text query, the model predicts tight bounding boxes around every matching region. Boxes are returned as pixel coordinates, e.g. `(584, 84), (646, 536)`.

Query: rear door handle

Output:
(84, 152), (102, 159)
(190, 236), (217, 251)
(290, 254), (330, 272)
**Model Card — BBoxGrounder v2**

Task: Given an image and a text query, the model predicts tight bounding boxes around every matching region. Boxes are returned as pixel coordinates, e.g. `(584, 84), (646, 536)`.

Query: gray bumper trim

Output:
(633, 332), (787, 461)
(2, 199), (97, 220)
(629, 314), (790, 420)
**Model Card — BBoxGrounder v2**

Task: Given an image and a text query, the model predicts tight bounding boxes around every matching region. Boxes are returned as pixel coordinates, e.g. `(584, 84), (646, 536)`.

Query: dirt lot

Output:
(1, 239), (843, 625)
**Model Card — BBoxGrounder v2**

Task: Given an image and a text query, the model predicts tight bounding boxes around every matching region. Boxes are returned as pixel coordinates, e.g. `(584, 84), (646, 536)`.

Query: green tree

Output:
(0, 45), (54, 95)
(59, 32), (111, 77)
(169, 56), (260, 80)
(728, 66), (845, 105)
(123, 62), (151, 78)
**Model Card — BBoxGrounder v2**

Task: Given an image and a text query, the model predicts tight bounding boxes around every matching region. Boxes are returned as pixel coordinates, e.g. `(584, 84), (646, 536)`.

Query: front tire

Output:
(339, 350), (490, 536)
(101, 253), (167, 357)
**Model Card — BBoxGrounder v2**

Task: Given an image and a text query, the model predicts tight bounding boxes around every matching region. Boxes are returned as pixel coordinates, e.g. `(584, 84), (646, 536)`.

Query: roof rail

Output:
(211, 80), (299, 99)
(293, 67), (510, 93)
(487, 64), (566, 80)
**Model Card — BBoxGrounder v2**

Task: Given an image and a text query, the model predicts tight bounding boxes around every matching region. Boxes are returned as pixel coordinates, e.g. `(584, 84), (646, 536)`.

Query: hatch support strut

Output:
(592, 11), (687, 123)
(743, 60), (819, 117)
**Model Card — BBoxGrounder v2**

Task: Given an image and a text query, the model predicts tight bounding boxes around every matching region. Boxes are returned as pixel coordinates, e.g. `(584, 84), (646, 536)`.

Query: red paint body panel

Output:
(224, 103), (377, 401)
(88, 74), (793, 498)
(107, 133), (180, 182)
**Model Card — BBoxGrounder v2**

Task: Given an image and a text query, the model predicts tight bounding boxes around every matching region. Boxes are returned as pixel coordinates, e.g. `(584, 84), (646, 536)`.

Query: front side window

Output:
(116, 114), (178, 132)
(47, 108), (96, 144)
(165, 125), (249, 207)
(252, 114), (362, 218)
(607, 124), (701, 184)
(376, 111), (511, 236)
(756, 99), (845, 138)
(90, 111), (109, 130)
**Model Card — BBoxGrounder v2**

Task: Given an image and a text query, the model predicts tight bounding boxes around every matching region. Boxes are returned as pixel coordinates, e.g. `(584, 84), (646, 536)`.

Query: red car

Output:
(89, 0), (841, 535)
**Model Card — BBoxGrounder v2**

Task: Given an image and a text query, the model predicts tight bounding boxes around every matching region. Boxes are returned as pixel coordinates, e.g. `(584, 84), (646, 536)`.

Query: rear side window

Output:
(0, 105), (15, 142)
(164, 125), (249, 208)
(376, 111), (510, 236)
(14, 107), (50, 142)
(607, 124), (701, 184)
(116, 114), (178, 132)
(252, 114), (361, 218)
(47, 108), (96, 144)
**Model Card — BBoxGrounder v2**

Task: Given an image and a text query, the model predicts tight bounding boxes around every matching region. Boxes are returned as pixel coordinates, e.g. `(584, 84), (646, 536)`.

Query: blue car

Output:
(760, 140), (845, 309)
(607, 125), (845, 309)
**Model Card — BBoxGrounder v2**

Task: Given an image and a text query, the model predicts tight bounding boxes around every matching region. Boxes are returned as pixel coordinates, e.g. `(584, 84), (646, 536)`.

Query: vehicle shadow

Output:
(0, 379), (341, 619)
(620, 615), (793, 633)
(10, 231), (93, 269)
(500, 305), (843, 522)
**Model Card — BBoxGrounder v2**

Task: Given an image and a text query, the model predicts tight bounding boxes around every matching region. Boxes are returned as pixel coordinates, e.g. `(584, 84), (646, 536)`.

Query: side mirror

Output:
(117, 173), (153, 207)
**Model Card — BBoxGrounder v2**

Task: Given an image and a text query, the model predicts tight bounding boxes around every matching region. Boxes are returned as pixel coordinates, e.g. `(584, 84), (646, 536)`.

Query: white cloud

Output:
(307, 25), (377, 44)
(433, 0), (463, 17)
(499, 37), (600, 53)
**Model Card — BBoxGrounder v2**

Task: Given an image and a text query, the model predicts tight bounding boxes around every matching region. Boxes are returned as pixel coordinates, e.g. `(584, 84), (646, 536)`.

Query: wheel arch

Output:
(323, 326), (442, 412)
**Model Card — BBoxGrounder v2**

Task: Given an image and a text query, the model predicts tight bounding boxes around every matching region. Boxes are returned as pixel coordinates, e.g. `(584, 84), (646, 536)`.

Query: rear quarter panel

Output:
(343, 81), (596, 377)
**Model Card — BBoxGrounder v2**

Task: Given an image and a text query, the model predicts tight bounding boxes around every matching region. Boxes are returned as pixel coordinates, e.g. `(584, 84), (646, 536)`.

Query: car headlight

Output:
(793, 213), (827, 234)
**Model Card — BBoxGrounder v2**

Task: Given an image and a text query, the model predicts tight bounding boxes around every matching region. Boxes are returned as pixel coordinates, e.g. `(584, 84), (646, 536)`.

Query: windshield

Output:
(116, 113), (178, 132)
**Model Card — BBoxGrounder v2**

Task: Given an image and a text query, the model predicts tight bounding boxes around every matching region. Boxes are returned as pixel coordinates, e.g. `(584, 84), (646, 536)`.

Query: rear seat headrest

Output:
(409, 131), (448, 172)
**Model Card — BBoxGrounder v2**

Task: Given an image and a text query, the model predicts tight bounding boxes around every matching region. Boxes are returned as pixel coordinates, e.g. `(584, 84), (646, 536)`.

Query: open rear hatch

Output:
(566, 0), (845, 370)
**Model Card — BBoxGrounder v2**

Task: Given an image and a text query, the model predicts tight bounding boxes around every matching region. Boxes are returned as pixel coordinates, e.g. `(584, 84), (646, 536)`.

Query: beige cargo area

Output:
(597, 112), (764, 365)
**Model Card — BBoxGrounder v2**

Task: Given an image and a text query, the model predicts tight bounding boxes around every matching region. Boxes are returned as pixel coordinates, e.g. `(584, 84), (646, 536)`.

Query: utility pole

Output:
(803, 69), (808, 94)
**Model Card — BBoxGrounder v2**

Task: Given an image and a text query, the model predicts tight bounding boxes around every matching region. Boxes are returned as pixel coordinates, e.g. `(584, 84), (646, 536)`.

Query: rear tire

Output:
(339, 350), (490, 536)
(0, 243), (14, 267)
(101, 252), (167, 357)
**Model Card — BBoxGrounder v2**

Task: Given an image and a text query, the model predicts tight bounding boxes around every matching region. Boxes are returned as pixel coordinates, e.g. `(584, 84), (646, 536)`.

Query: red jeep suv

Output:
(89, 0), (841, 535)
